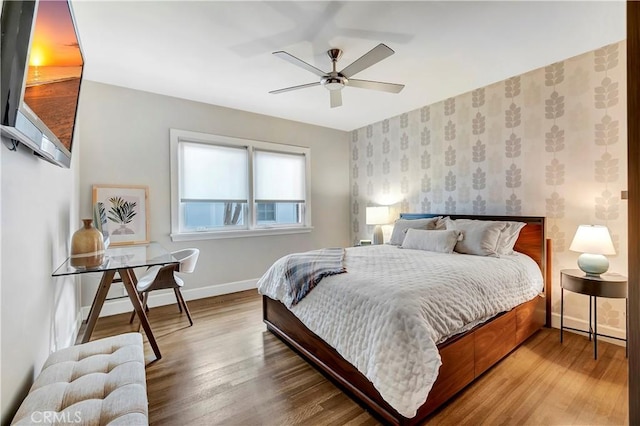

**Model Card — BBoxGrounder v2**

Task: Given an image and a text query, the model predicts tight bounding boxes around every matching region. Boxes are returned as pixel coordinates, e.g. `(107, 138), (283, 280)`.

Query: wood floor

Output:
(91, 290), (629, 425)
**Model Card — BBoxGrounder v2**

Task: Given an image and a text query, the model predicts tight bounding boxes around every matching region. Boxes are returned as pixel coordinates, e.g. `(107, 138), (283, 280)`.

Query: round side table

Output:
(560, 268), (628, 360)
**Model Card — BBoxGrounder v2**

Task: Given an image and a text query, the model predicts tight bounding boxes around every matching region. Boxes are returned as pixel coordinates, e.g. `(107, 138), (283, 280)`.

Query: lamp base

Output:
(372, 225), (384, 245)
(577, 253), (609, 277)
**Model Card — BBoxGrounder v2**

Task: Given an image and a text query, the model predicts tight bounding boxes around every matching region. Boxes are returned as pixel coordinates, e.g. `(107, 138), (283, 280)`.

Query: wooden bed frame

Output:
(263, 215), (551, 425)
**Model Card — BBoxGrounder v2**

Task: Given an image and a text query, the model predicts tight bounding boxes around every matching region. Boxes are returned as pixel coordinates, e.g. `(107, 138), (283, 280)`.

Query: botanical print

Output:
(108, 196), (138, 235)
(350, 41), (627, 336)
(92, 185), (149, 245)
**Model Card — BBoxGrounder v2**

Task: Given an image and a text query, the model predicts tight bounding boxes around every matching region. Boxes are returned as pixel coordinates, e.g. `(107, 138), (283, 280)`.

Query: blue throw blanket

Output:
(285, 248), (347, 306)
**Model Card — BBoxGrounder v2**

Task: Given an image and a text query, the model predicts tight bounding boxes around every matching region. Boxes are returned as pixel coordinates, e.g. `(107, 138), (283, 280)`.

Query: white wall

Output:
(0, 136), (80, 422)
(78, 81), (350, 309)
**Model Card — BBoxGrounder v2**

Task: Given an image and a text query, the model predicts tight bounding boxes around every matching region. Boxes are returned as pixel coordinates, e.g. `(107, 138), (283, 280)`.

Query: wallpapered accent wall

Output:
(350, 42), (627, 333)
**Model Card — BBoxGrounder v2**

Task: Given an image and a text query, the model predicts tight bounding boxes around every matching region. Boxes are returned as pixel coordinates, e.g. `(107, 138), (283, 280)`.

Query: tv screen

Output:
(24, 0), (83, 152)
(0, 0), (84, 168)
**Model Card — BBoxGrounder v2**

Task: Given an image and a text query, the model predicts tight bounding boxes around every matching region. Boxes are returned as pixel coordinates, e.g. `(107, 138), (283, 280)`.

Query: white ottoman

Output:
(11, 333), (148, 425)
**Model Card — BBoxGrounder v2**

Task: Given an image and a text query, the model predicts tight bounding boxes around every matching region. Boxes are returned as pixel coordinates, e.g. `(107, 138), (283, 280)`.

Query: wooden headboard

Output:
(399, 214), (545, 266)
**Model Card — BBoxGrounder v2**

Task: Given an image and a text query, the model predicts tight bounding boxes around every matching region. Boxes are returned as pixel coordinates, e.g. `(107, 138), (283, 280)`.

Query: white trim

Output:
(80, 278), (259, 319)
(74, 290), (628, 350)
(171, 226), (313, 242)
(170, 129), (180, 240)
(550, 312), (626, 347)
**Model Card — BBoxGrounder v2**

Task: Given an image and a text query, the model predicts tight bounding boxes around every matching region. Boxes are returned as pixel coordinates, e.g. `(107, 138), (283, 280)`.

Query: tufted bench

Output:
(11, 333), (148, 425)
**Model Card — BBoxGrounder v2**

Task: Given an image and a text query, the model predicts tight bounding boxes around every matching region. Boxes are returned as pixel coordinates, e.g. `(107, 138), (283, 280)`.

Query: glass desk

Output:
(52, 242), (178, 360)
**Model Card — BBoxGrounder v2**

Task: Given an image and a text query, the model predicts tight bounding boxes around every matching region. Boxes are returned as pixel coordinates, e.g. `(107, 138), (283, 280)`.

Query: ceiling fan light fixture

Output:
(322, 76), (347, 91)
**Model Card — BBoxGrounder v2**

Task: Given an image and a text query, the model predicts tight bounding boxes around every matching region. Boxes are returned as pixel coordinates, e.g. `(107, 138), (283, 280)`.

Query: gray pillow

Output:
(401, 229), (461, 253)
(388, 218), (439, 245)
(446, 219), (507, 257)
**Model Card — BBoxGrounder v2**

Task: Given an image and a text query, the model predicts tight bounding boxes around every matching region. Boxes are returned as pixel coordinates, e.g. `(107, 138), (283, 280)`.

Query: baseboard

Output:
(550, 312), (626, 347)
(78, 285), (626, 349)
(80, 279), (259, 319)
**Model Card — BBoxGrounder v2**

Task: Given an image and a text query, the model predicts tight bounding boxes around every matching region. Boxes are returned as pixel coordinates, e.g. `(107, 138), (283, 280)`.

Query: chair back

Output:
(172, 248), (199, 274)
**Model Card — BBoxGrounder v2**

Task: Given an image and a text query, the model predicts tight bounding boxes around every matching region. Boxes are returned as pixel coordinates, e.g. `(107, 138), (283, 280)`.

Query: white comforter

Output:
(258, 245), (543, 418)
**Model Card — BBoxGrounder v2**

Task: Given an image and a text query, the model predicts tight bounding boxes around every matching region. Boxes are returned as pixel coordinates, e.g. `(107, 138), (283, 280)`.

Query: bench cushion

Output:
(12, 333), (147, 425)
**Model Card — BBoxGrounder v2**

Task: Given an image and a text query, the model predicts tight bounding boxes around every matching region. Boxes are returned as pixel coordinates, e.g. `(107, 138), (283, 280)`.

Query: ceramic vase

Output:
(70, 219), (105, 268)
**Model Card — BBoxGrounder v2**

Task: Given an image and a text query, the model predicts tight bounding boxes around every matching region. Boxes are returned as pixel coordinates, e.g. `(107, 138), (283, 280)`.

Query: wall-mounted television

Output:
(1, 0), (84, 168)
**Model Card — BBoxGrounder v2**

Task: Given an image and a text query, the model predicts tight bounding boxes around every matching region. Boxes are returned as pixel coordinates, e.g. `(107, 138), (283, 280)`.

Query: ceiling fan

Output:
(269, 43), (405, 108)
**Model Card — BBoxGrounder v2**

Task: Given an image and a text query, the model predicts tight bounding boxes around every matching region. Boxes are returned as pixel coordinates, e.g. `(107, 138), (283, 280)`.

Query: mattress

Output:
(258, 244), (543, 418)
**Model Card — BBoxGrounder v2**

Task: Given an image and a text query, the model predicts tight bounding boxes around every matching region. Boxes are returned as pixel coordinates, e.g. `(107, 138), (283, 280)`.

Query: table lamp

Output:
(569, 224), (616, 276)
(366, 206), (389, 245)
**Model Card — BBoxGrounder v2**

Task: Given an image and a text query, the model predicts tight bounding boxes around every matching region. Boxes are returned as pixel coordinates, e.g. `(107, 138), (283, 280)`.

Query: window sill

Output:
(170, 226), (313, 242)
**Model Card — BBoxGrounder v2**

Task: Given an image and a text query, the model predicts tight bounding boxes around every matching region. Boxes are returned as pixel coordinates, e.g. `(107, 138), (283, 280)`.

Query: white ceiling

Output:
(71, 1), (625, 132)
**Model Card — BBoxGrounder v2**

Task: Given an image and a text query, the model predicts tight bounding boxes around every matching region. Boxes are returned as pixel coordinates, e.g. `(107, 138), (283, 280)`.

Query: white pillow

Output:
(401, 229), (461, 253)
(446, 219), (507, 257)
(450, 219), (525, 255)
(388, 217), (439, 245)
(497, 221), (526, 255)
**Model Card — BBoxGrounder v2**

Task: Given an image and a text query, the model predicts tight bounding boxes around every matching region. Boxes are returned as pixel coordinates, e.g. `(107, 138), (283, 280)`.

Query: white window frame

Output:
(170, 129), (312, 241)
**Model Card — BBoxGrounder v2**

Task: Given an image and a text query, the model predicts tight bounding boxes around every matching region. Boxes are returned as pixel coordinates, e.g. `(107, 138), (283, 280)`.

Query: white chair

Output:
(129, 248), (199, 326)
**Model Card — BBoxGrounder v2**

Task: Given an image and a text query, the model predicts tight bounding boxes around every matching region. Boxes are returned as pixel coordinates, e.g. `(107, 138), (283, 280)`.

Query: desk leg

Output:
(627, 297), (629, 358)
(84, 286), (100, 327)
(120, 268), (162, 360)
(82, 270), (116, 344)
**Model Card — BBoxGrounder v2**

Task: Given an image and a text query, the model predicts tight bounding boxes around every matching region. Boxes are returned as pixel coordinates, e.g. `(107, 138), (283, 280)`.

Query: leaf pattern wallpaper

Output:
(350, 42), (627, 335)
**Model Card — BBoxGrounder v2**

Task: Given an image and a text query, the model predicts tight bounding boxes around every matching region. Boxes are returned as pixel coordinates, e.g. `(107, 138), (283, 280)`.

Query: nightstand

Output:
(560, 269), (628, 359)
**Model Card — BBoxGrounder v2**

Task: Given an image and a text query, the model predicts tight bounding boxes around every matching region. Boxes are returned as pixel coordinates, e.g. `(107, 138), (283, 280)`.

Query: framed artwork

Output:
(92, 184), (149, 246)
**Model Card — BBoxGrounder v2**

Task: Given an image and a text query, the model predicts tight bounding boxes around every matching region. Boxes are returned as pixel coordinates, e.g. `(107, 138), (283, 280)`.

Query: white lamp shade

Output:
(569, 225), (616, 255)
(366, 206), (389, 225)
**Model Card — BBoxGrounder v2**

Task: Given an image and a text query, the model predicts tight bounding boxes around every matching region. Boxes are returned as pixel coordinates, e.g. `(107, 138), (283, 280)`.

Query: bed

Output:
(260, 214), (551, 425)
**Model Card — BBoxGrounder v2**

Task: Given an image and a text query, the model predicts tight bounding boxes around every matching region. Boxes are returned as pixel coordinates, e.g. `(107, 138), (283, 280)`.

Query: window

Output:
(256, 203), (275, 222)
(170, 129), (311, 240)
(254, 149), (306, 227)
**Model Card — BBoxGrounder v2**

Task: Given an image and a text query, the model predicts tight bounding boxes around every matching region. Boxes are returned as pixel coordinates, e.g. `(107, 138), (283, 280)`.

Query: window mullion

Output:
(248, 145), (256, 230)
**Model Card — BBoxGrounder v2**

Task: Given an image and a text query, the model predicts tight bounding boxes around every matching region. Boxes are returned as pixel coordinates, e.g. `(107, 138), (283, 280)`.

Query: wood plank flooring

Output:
(91, 290), (629, 425)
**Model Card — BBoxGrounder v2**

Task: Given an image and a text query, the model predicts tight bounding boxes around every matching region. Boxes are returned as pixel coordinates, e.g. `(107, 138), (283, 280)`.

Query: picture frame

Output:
(92, 184), (150, 246)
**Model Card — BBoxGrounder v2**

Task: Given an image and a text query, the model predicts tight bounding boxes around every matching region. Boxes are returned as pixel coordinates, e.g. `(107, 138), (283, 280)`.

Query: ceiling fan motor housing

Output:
(322, 48), (346, 91)
(322, 75), (347, 91)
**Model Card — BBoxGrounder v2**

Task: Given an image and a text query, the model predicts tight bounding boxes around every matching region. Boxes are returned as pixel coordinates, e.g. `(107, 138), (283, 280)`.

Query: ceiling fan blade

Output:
(330, 90), (342, 108)
(339, 43), (395, 78)
(269, 82), (321, 94)
(348, 79), (405, 93)
(273, 51), (327, 77)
